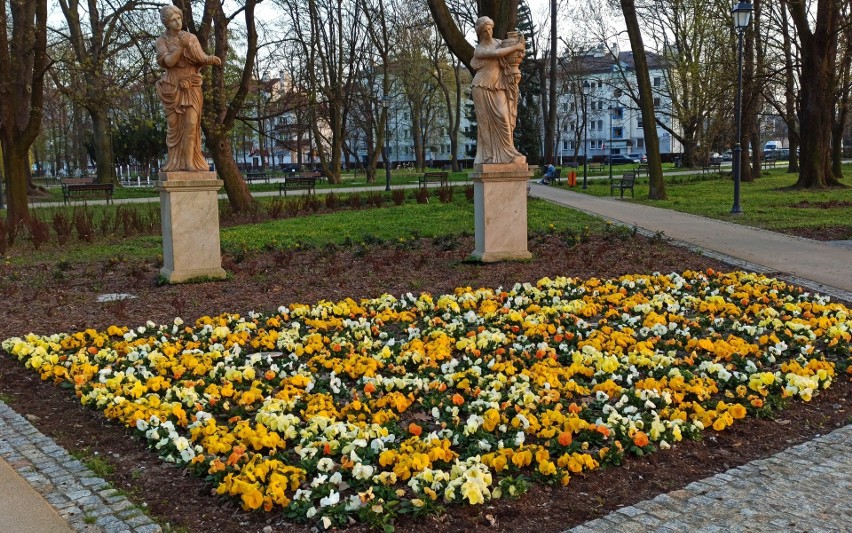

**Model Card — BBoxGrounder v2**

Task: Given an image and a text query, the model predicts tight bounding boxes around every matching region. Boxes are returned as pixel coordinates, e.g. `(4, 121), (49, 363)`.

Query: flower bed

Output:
(3, 270), (850, 529)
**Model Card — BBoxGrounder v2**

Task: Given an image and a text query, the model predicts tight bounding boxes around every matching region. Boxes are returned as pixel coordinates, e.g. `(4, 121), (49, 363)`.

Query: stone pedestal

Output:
(470, 160), (533, 262)
(157, 171), (227, 283)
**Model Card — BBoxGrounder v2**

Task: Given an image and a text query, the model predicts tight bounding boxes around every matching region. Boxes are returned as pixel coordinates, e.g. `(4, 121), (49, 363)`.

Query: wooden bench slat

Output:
(244, 171), (270, 184)
(62, 182), (114, 205)
(609, 172), (636, 198)
(418, 171), (448, 188)
(278, 175), (317, 196)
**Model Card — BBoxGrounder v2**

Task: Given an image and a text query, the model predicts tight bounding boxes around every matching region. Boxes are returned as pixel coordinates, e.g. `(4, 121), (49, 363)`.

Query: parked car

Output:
(721, 150), (733, 162)
(627, 153), (647, 163)
(604, 154), (640, 165)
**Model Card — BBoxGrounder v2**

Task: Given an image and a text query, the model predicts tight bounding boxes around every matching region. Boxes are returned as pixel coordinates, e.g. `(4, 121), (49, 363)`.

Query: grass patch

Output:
(8, 194), (603, 266)
(0, 393), (12, 403)
(576, 169), (852, 232)
(69, 449), (115, 478)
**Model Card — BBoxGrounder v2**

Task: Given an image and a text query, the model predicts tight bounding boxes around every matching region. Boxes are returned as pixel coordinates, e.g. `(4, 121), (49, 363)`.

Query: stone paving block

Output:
(124, 514), (154, 528)
(133, 524), (163, 533)
(616, 506), (644, 518)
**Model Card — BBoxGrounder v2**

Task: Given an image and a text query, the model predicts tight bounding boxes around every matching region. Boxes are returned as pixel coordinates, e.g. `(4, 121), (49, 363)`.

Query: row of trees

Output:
(1, 0), (849, 227)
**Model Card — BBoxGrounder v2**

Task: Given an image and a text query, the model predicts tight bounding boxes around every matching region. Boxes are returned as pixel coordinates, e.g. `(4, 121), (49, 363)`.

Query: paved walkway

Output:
(2, 180), (851, 532)
(566, 424), (852, 533)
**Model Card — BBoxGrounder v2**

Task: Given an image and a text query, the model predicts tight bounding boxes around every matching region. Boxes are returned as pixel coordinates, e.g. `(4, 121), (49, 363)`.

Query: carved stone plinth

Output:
(157, 171), (226, 283)
(470, 161), (533, 262)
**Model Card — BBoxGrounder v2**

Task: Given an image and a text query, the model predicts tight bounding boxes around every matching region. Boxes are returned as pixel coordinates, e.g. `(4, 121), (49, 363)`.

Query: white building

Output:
(555, 45), (681, 163)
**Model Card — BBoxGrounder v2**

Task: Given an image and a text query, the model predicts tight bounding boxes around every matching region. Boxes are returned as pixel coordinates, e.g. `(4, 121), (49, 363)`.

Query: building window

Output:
(613, 127), (623, 139)
(612, 107), (623, 120)
(636, 139), (645, 149)
(653, 97), (661, 106)
(653, 77), (661, 87)
(597, 120), (603, 130)
(563, 140), (569, 150)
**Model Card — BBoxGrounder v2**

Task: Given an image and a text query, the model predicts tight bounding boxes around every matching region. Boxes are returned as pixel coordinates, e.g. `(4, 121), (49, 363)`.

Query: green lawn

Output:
(572, 168), (852, 232)
(9, 196), (603, 266)
(32, 169), (476, 202)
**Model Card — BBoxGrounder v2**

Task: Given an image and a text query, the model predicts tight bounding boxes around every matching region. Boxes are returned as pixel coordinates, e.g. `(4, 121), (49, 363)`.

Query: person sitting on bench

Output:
(539, 162), (556, 184)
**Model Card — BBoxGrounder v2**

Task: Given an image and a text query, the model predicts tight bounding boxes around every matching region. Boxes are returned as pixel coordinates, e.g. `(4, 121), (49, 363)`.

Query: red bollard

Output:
(568, 171), (577, 187)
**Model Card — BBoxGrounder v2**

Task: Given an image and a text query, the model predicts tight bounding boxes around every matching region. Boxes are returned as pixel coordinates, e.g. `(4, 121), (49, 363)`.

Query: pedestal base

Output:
(157, 172), (226, 283)
(470, 163), (533, 263)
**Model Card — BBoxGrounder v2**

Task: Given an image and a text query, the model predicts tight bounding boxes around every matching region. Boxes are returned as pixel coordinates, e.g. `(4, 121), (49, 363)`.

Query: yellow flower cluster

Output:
(2, 270), (848, 528)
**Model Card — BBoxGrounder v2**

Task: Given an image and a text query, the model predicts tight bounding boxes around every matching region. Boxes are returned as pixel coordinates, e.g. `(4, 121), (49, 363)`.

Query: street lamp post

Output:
(382, 95), (392, 192)
(582, 81), (590, 189)
(731, 1), (753, 214)
(608, 105), (614, 182)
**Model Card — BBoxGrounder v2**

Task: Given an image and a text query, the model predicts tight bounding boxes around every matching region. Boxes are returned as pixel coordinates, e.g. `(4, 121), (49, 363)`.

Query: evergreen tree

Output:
(515, 0), (542, 164)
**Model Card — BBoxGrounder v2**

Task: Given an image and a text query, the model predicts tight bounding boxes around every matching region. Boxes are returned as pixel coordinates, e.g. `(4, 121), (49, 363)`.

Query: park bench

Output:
(244, 171), (269, 184)
(588, 161), (604, 172)
(418, 171), (448, 188)
(548, 168), (563, 185)
(610, 171), (637, 198)
(61, 178), (114, 205)
(636, 163), (650, 177)
(702, 162), (722, 174)
(278, 173), (318, 196)
(762, 159), (777, 170)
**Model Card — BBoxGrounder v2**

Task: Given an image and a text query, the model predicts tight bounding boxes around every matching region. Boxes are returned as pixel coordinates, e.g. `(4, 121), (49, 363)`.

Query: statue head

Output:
(475, 16), (494, 38)
(160, 5), (182, 27)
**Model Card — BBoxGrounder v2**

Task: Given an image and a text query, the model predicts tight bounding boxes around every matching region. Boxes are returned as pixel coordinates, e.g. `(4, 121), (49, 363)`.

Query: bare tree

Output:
(619, 0), (665, 199)
(280, 0), (366, 184)
(427, 0), (519, 71)
(172, 0), (259, 212)
(0, 0), (50, 225)
(51, 0), (152, 185)
(782, 0), (844, 188)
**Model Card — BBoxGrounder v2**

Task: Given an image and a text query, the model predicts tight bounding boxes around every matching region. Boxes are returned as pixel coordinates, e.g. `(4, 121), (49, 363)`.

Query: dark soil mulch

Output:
(778, 225), (852, 241)
(1, 233), (850, 533)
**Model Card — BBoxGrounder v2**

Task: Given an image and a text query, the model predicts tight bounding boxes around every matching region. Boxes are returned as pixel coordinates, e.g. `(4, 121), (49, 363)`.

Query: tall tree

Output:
(173, 0), (258, 212)
(619, 0), (665, 199)
(427, 0), (519, 71)
(281, 0), (365, 183)
(0, 0), (50, 225)
(542, 0), (557, 164)
(52, 0), (148, 185)
(782, 0), (843, 188)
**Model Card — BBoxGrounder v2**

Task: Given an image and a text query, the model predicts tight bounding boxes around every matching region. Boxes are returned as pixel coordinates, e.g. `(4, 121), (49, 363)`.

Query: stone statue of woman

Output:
(470, 16), (526, 165)
(155, 5), (221, 172)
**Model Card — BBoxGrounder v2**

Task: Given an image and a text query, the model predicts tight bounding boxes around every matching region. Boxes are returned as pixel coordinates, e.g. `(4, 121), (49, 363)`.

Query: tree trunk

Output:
(542, 0), (557, 164)
(2, 145), (32, 226)
(427, 0), (518, 71)
(205, 129), (254, 212)
(89, 106), (117, 184)
(795, 44), (841, 188)
(784, 0), (842, 188)
(621, 0), (666, 199)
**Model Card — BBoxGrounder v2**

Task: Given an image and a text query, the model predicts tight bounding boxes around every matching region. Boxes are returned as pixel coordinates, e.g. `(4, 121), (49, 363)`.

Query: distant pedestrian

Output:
(539, 162), (556, 185)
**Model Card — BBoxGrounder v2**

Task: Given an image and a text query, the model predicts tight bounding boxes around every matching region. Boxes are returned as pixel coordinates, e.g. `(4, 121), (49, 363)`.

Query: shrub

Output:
(348, 193), (362, 209)
(267, 197), (285, 219)
(73, 208), (95, 242)
(414, 187), (429, 204)
(52, 211), (73, 245)
(391, 189), (406, 206)
(325, 192), (339, 210)
(26, 216), (51, 250)
(464, 184), (474, 201)
(438, 187), (453, 204)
